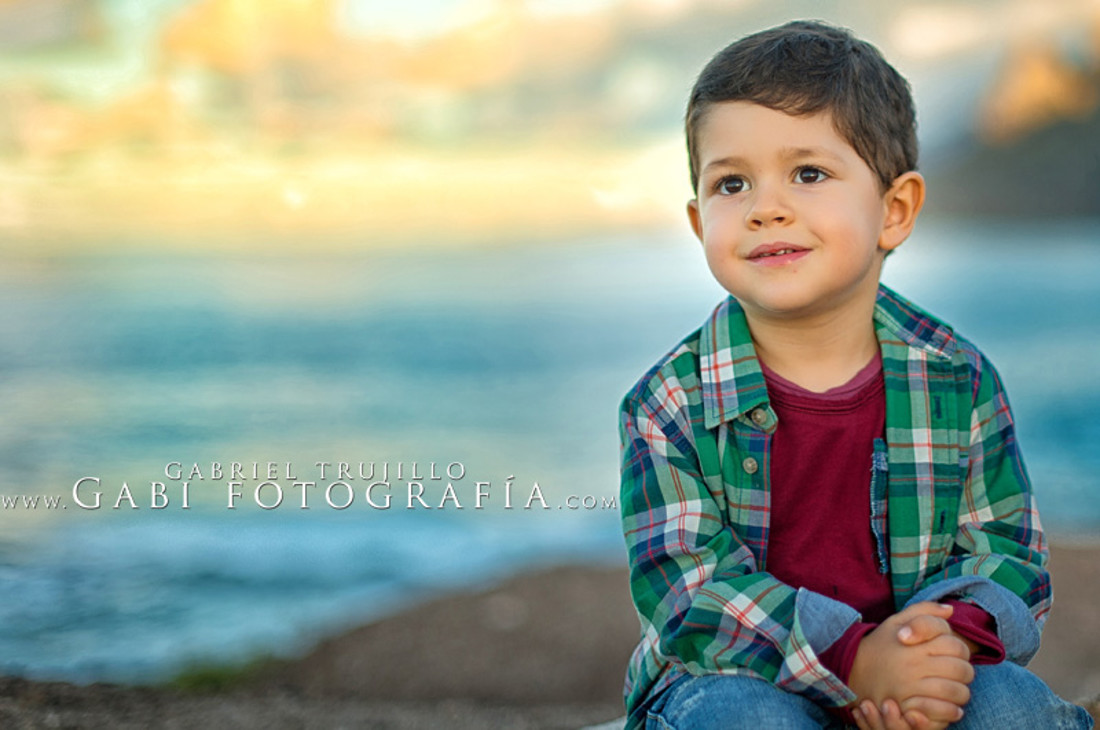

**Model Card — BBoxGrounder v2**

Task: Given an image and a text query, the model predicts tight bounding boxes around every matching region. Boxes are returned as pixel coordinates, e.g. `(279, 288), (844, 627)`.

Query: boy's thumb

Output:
(896, 609), (952, 645)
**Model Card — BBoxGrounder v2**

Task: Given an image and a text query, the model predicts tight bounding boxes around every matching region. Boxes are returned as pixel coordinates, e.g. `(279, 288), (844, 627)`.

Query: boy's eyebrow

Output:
(700, 146), (847, 174)
(779, 146), (846, 163)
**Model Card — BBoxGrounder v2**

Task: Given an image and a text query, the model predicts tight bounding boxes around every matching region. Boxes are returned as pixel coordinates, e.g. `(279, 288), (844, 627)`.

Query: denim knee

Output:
(955, 662), (1094, 730)
(645, 673), (844, 730)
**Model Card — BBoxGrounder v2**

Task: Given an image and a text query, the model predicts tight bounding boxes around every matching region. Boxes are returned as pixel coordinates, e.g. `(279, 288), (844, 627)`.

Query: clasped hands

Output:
(849, 602), (977, 730)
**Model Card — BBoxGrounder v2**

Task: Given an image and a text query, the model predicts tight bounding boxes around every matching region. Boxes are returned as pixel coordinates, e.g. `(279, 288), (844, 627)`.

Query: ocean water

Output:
(0, 218), (1097, 683)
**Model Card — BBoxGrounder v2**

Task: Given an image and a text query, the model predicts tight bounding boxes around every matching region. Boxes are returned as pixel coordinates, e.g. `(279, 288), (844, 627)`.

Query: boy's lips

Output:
(747, 242), (811, 265)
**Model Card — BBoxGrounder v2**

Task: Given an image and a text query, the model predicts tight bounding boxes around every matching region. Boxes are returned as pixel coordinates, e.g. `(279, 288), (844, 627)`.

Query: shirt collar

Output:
(872, 284), (957, 359)
(699, 297), (768, 430)
(699, 284), (957, 429)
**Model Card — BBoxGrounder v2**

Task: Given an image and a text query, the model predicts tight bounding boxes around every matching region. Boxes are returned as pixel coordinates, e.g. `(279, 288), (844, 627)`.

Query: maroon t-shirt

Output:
(759, 355), (1004, 686)
(761, 353), (895, 623)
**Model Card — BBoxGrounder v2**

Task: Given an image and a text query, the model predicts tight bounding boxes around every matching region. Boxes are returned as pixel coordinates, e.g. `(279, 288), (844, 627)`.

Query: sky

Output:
(339, 0), (626, 39)
(2, 0), (1096, 245)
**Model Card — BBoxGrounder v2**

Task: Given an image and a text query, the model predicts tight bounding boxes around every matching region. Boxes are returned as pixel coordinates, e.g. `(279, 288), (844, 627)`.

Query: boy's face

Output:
(687, 102), (920, 324)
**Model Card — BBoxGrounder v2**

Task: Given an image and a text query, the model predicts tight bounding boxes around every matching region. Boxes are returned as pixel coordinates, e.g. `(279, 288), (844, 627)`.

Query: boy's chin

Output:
(736, 286), (881, 322)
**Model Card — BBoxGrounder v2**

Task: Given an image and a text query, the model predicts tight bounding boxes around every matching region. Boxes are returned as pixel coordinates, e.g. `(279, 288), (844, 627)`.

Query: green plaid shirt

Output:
(619, 285), (1050, 726)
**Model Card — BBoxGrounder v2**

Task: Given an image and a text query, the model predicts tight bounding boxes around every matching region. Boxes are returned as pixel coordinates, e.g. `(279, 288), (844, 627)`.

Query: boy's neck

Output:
(745, 299), (880, 394)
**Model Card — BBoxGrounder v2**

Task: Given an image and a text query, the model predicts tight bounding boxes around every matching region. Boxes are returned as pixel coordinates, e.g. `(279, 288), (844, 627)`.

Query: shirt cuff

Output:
(795, 587), (862, 656)
(904, 574), (1041, 664)
(944, 599), (1006, 665)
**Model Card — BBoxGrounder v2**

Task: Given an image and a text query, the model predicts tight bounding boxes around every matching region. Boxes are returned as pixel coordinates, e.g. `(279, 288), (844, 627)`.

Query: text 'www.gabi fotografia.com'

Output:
(43, 462), (618, 512)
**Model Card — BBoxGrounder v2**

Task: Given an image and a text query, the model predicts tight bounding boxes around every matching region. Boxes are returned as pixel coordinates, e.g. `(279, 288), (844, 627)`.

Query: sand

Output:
(1, 545), (1097, 729)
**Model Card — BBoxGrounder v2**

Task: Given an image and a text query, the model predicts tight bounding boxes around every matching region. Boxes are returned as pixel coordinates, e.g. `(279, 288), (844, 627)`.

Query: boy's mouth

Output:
(747, 243), (810, 264)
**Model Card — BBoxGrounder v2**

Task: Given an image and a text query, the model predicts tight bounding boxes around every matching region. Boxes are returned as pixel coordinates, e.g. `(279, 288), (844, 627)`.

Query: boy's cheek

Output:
(695, 206), (737, 241)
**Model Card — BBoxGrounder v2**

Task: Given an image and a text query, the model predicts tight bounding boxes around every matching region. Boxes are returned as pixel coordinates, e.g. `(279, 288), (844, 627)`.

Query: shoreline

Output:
(2, 545), (1097, 728)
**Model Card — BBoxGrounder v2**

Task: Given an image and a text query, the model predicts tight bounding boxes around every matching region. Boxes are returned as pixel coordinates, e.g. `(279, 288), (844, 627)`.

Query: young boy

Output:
(618, 20), (1093, 730)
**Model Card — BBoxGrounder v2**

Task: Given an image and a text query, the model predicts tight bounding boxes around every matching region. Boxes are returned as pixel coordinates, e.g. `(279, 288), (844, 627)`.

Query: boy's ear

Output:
(687, 199), (704, 243)
(879, 171), (925, 253)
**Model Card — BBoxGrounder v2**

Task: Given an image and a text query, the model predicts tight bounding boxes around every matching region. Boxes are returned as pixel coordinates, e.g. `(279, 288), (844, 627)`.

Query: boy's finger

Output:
(924, 655), (976, 690)
(880, 698), (920, 730)
(921, 633), (972, 660)
(904, 710), (951, 730)
(852, 702), (872, 730)
(913, 676), (972, 707)
(894, 601), (954, 625)
(925, 655), (976, 685)
(855, 700), (889, 730)
(896, 614), (951, 644)
(900, 695), (965, 726)
(901, 708), (932, 730)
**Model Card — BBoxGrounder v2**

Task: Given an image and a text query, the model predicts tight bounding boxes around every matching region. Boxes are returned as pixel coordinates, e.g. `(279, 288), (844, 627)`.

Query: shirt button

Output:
(751, 408), (767, 427)
(742, 457), (759, 474)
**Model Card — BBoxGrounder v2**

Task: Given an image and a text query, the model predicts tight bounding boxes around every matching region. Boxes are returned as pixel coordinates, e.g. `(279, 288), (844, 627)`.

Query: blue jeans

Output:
(645, 663), (1094, 729)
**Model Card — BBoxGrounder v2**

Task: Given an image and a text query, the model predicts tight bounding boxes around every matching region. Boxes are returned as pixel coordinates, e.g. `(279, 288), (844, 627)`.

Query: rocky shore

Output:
(2, 546), (1097, 729)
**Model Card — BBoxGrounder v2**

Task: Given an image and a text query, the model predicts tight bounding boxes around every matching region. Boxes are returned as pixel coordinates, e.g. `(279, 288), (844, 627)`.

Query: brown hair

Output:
(686, 20), (918, 193)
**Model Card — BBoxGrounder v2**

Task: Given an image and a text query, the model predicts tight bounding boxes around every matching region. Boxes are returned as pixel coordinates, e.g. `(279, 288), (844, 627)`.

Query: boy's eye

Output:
(795, 166), (827, 184)
(716, 176), (748, 195)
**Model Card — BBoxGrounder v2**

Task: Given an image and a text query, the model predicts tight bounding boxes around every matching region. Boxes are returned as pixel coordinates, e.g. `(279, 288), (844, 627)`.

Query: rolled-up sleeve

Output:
(906, 353), (1050, 665)
(620, 394), (860, 712)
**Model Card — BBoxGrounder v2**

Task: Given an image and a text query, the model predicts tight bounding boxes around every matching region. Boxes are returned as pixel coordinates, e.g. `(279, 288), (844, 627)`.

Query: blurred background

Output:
(0, 0), (1098, 686)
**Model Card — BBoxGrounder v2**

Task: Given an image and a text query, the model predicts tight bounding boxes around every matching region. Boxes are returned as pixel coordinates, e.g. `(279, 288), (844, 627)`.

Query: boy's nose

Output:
(746, 187), (791, 228)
